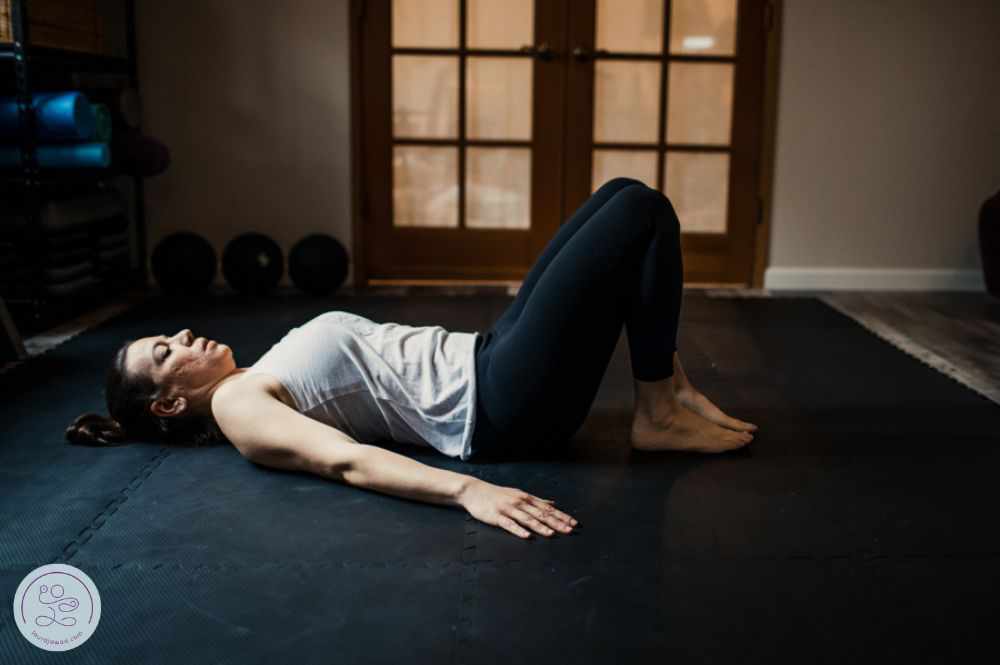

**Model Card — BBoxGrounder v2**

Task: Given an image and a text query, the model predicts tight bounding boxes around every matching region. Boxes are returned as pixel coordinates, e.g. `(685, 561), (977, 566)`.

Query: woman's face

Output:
(126, 328), (235, 415)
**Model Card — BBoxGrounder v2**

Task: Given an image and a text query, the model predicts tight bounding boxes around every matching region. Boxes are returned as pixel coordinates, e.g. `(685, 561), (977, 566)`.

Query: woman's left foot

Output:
(675, 387), (758, 433)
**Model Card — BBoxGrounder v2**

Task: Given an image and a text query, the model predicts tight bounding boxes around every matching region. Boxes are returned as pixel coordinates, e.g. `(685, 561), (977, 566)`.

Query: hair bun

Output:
(66, 412), (126, 446)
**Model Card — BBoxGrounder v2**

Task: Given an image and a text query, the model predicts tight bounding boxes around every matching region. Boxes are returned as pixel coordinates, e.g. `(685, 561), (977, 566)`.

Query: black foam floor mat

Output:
(1, 291), (998, 664)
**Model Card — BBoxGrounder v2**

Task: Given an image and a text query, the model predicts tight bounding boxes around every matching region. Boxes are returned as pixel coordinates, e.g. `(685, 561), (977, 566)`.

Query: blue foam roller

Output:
(0, 143), (110, 169)
(0, 91), (97, 141)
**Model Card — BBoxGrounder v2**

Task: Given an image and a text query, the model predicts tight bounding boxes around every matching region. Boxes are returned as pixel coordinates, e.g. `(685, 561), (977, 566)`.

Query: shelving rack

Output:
(0, 0), (148, 341)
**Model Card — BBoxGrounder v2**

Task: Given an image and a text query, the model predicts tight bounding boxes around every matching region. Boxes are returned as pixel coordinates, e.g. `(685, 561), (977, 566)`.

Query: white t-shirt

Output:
(246, 311), (480, 460)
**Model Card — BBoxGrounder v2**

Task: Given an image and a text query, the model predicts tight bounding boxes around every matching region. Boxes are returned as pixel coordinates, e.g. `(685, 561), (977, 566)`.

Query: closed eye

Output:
(157, 335), (172, 362)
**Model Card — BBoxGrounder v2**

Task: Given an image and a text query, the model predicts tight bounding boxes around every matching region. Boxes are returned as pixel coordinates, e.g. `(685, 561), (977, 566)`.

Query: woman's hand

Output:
(458, 478), (578, 539)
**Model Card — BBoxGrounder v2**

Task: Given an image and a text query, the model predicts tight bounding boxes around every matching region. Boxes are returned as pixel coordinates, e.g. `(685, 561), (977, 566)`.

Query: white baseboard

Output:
(764, 267), (986, 291)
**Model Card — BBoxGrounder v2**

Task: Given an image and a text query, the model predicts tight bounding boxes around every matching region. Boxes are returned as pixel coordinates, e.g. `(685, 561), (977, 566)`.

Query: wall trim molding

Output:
(764, 267), (985, 291)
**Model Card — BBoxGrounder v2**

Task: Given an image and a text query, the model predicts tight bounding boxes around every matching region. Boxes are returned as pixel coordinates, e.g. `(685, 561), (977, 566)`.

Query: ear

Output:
(150, 395), (188, 419)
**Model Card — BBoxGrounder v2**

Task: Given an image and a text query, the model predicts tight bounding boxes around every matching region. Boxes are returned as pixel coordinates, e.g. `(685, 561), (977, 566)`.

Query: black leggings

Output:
(469, 177), (684, 460)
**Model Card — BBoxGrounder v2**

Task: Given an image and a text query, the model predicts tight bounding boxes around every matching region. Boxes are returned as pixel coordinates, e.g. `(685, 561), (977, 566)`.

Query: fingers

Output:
(519, 501), (574, 533)
(505, 495), (579, 538)
(489, 489), (581, 540)
(498, 515), (532, 539)
(526, 496), (578, 526)
(506, 505), (558, 536)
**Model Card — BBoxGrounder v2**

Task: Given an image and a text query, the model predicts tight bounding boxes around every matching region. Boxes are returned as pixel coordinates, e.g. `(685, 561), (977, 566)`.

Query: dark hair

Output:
(65, 338), (227, 448)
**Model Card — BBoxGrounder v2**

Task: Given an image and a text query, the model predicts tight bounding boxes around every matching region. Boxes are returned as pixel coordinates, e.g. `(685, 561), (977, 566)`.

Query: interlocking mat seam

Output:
(55, 447), (174, 565)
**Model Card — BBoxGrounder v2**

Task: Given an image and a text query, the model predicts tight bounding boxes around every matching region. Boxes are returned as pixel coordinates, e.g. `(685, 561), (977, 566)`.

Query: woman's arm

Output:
(217, 389), (471, 506)
(347, 445), (577, 538)
(344, 443), (473, 508)
(214, 390), (578, 537)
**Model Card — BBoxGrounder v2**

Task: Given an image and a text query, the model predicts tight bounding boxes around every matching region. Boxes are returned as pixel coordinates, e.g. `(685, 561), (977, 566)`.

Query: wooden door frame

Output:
(348, 0), (784, 290)
(751, 0), (782, 289)
(349, 0), (369, 289)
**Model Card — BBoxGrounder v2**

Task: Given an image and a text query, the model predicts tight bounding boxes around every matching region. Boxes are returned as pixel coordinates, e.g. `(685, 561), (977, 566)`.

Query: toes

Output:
(723, 429), (750, 444)
(734, 431), (754, 446)
(720, 432), (752, 452)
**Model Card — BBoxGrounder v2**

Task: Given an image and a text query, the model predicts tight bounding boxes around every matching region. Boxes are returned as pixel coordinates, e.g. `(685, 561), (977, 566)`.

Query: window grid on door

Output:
(591, 0), (738, 235)
(390, 0), (536, 231)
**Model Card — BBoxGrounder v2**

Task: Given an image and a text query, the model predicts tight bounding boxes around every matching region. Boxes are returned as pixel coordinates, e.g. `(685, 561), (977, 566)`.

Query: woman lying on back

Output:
(66, 178), (757, 540)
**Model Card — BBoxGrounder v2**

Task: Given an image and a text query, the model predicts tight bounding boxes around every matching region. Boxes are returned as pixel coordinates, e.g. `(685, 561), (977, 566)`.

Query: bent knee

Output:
(598, 176), (646, 195)
(616, 185), (681, 233)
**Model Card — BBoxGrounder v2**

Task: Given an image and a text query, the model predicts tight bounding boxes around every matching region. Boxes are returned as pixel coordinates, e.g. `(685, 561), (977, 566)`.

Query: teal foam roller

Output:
(0, 143), (110, 169)
(0, 91), (97, 141)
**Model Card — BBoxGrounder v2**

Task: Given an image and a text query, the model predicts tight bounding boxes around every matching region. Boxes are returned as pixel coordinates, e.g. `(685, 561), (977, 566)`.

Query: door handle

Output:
(519, 42), (558, 61)
(571, 46), (609, 62)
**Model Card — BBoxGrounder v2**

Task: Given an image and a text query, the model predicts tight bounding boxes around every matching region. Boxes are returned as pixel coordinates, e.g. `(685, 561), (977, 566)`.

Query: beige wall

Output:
(135, 0), (354, 287)
(136, 0), (1000, 292)
(766, 0), (1000, 290)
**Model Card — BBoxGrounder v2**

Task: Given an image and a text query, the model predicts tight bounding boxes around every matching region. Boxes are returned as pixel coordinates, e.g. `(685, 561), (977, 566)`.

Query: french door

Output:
(354, 0), (770, 285)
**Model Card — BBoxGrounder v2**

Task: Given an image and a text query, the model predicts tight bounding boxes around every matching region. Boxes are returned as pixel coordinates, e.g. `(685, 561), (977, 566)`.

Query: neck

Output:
(191, 367), (250, 417)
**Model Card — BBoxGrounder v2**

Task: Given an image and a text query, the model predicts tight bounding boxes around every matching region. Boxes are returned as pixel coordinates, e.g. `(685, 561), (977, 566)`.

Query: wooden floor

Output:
(6, 284), (999, 407)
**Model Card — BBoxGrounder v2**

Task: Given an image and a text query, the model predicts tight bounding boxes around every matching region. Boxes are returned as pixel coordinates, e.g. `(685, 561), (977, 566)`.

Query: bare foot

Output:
(676, 386), (758, 433)
(630, 402), (754, 453)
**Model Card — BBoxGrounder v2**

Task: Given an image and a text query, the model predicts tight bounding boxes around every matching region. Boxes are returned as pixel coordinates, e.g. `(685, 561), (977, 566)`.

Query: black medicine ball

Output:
(288, 233), (349, 296)
(222, 232), (284, 295)
(151, 231), (217, 295)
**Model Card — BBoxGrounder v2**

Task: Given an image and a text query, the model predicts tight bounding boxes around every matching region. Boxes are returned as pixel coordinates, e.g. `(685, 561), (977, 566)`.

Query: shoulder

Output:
(210, 373), (361, 476)
(211, 373), (296, 458)
(215, 371), (297, 410)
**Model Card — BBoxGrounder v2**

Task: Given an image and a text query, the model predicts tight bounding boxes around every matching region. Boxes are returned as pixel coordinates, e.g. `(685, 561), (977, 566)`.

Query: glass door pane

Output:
(392, 0), (459, 48)
(467, 0), (533, 49)
(592, 150), (658, 191)
(664, 152), (729, 233)
(593, 61), (661, 143)
(669, 0), (737, 55)
(393, 56), (459, 139)
(466, 57), (533, 140)
(666, 62), (733, 145)
(466, 147), (532, 229)
(393, 146), (459, 228)
(596, 0), (664, 53)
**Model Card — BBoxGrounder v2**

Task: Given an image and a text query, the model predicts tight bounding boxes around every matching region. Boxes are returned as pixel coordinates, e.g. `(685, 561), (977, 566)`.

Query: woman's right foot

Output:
(675, 386), (758, 433)
(629, 402), (754, 453)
